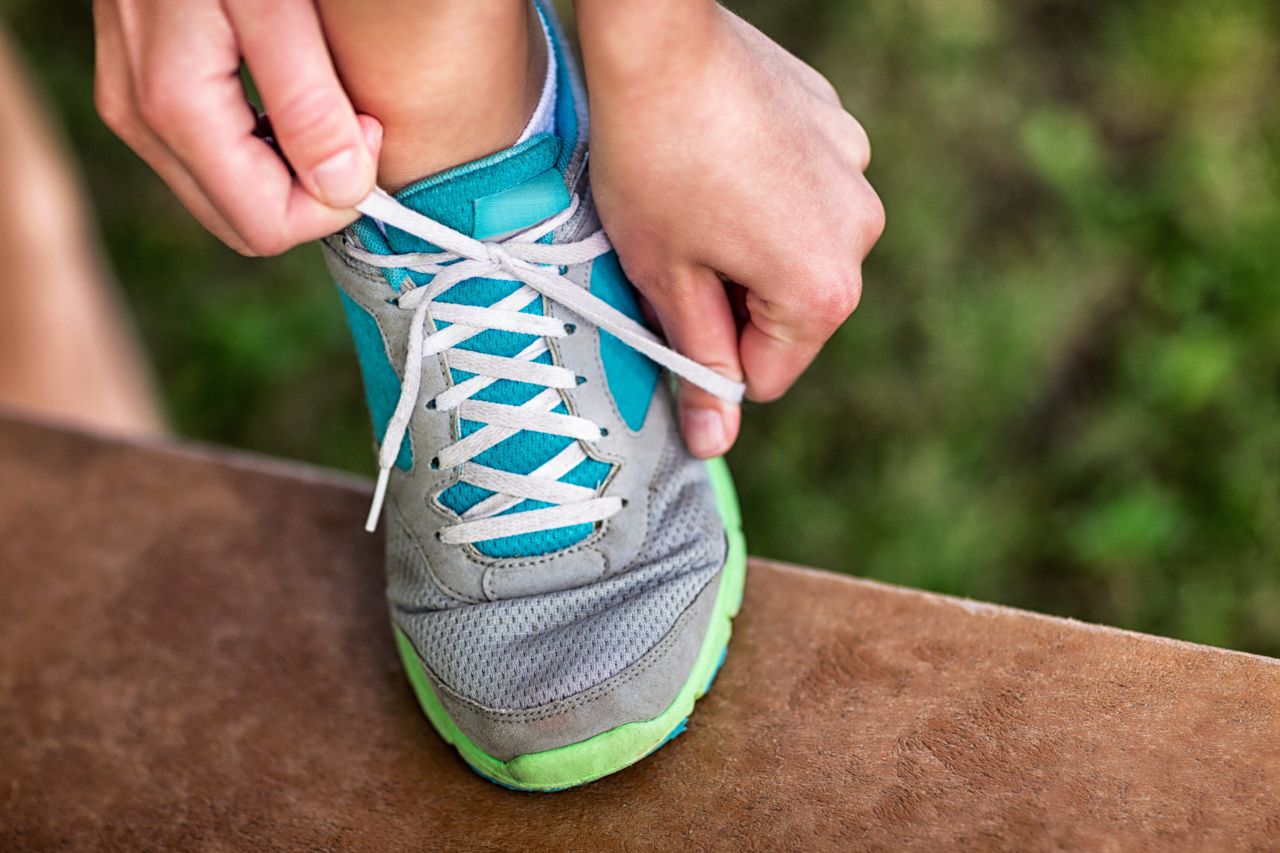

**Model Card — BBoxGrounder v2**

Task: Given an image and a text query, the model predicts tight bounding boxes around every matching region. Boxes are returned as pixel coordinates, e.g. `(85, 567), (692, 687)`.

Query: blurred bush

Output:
(5, 0), (1278, 652)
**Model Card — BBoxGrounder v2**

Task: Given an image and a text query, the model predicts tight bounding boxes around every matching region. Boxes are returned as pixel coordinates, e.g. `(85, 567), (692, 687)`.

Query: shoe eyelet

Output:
(563, 323), (577, 336)
(576, 376), (588, 386)
(430, 456), (440, 470)
(598, 427), (609, 437)
(425, 399), (437, 410)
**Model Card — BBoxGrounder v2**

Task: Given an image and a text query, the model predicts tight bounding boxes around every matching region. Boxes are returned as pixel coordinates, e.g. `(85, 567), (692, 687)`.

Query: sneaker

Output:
(321, 1), (746, 791)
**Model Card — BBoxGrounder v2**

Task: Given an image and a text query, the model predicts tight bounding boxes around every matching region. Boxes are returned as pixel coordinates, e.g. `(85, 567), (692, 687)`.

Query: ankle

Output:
(356, 3), (547, 191)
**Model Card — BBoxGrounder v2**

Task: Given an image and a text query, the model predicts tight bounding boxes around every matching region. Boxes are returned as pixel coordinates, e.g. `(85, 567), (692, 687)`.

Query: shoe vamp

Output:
(394, 438), (728, 711)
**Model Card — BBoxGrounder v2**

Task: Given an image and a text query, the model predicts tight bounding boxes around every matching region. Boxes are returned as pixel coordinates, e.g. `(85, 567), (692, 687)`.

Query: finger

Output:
(126, 130), (257, 255)
(134, 3), (363, 255)
(642, 265), (744, 459)
(93, 0), (250, 253)
(739, 266), (862, 403)
(356, 113), (385, 164)
(227, 0), (376, 208)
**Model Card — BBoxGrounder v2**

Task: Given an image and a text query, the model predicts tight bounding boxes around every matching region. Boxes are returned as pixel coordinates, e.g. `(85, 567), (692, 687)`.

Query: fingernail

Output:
(311, 147), (367, 207)
(682, 407), (727, 458)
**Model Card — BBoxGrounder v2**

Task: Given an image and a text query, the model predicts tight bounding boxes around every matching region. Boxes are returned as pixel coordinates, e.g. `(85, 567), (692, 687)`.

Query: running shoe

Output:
(321, 1), (746, 791)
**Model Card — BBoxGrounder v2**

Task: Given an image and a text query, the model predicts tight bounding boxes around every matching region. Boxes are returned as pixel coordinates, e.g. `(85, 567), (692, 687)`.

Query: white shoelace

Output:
(349, 188), (745, 543)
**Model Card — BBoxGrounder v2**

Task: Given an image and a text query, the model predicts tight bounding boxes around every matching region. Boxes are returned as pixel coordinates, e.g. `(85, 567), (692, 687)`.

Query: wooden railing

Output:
(2, 411), (1277, 850)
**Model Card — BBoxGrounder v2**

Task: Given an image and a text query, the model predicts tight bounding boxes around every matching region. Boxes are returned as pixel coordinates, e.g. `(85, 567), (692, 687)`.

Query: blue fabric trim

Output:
(589, 252), (660, 430)
(473, 168), (569, 240)
(338, 290), (412, 471)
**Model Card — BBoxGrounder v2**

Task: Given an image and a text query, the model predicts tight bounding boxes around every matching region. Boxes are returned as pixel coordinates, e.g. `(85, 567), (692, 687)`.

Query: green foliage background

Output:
(6, 0), (1279, 652)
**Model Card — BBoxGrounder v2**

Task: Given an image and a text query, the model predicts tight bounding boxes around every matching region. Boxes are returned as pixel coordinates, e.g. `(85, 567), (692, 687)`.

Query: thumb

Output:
(642, 266), (744, 459)
(230, 0), (375, 208)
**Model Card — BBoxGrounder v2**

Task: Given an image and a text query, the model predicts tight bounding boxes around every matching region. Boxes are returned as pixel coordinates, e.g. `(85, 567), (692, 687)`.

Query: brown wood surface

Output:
(2, 411), (1278, 851)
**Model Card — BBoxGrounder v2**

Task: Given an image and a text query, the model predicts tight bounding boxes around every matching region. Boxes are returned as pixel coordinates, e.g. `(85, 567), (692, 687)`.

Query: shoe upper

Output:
(321, 2), (733, 755)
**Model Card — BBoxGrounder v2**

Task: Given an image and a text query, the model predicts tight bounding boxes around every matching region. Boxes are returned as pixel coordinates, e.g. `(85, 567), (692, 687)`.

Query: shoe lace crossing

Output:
(348, 188), (745, 544)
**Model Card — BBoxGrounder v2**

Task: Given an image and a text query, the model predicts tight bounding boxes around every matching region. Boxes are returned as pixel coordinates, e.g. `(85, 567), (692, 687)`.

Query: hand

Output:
(92, 0), (382, 256)
(577, 4), (884, 457)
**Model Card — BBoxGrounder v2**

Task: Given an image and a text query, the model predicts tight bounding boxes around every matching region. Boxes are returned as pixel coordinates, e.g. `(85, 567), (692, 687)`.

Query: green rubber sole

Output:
(393, 456), (747, 791)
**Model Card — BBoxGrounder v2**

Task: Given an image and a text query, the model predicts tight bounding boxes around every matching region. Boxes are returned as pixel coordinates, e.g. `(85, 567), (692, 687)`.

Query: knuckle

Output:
(93, 80), (133, 138)
(271, 88), (350, 151)
(810, 269), (863, 323)
(632, 265), (695, 312)
(135, 73), (189, 129)
(861, 188), (886, 245)
(845, 116), (872, 169)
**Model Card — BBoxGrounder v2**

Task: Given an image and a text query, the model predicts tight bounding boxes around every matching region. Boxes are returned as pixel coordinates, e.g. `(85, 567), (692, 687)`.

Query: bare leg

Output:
(315, 0), (546, 190)
(0, 27), (164, 437)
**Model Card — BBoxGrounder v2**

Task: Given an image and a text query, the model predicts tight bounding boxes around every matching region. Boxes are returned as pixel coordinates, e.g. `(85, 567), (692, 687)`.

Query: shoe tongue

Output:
(381, 133), (570, 254)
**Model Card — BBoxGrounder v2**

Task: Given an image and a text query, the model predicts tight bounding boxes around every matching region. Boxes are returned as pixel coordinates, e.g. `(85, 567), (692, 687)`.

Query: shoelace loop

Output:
(350, 188), (745, 542)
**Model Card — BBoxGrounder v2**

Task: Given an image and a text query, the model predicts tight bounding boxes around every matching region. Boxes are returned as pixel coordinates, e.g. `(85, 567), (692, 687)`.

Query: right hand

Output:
(92, 0), (382, 256)
(577, 4), (884, 458)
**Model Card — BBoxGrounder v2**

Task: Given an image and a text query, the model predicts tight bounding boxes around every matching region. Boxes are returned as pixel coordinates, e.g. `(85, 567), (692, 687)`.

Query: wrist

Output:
(574, 0), (723, 94)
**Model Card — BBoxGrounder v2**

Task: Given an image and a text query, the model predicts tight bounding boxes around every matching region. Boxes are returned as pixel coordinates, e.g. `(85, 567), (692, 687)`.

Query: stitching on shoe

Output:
(388, 497), (481, 604)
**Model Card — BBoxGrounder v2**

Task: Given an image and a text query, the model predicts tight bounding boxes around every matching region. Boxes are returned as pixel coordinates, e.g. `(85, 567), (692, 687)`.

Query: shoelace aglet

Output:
(366, 466), (392, 533)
